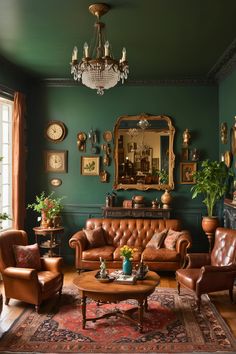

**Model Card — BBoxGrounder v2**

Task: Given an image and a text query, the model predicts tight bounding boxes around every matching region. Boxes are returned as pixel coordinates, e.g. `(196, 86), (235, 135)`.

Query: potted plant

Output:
(27, 191), (65, 228)
(191, 159), (231, 250)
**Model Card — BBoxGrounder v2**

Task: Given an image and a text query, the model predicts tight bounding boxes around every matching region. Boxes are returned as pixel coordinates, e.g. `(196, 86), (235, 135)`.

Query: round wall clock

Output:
(45, 121), (67, 142)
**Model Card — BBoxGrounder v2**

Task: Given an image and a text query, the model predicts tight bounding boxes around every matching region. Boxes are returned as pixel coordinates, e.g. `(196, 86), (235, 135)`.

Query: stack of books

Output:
(109, 270), (137, 285)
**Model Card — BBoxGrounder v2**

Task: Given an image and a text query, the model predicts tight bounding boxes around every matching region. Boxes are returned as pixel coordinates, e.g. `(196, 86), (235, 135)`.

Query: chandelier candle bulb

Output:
(84, 42), (89, 58)
(72, 46), (78, 61)
(104, 41), (109, 56)
(121, 47), (126, 62)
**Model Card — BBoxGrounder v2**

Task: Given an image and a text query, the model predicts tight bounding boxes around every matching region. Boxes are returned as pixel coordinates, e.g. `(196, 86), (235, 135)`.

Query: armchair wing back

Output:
(0, 229), (64, 312)
(211, 227), (236, 266)
(0, 230), (27, 271)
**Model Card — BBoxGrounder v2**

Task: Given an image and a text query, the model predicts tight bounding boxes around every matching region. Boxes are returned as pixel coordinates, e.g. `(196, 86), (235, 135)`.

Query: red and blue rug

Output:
(0, 286), (235, 353)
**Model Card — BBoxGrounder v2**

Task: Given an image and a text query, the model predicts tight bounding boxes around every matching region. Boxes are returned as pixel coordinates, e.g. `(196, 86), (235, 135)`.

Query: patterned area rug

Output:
(0, 286), (236, 353)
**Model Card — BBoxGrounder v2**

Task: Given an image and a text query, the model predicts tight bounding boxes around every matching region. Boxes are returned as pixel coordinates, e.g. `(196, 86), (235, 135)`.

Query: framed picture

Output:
(81, 156), (100, 176)
(44, 150), (68, 173)
(180, 162), (197, 184)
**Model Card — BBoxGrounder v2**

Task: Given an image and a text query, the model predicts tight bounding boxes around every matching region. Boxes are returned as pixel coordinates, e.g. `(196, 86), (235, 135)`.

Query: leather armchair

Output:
(176, 227), (236, 311)
(0, 229), (64, 312)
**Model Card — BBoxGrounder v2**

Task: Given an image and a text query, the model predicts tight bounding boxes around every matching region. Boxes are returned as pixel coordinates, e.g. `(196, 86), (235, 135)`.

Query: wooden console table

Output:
(102, 206), (172, 219)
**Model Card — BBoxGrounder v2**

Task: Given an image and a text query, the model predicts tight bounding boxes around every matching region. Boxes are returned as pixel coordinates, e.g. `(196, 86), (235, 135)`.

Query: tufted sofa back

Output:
(211, 227), (236, 266)
(85, 218), (182, 249)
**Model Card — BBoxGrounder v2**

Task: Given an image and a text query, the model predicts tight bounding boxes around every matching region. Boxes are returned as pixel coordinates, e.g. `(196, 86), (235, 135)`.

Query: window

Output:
(0, 96), (13, 230)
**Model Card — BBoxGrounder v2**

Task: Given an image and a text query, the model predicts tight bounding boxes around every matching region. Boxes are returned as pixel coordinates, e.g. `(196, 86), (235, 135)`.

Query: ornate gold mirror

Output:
(113, 114), (175, 190)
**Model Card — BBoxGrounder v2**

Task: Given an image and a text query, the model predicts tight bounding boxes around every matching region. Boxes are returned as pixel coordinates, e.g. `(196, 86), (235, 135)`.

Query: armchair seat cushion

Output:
(176, 268), (201, 290)
(82, 246), (115, 261)
(142, 248), (181, 262)
(38, 271), (63, 292)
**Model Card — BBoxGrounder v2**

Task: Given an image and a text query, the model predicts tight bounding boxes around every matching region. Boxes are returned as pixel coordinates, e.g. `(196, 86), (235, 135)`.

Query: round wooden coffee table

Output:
(73, 270), (160, 333)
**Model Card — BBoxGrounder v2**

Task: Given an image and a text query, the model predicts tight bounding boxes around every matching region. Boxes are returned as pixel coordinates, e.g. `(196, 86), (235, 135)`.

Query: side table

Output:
(33, 226), (64, 257)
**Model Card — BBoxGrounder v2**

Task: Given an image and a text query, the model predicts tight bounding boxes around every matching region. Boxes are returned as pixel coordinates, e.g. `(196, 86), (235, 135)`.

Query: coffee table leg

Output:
(82, 295), (87, 329)
(138, 299), (144, 333)
(144, 297), (148, 311)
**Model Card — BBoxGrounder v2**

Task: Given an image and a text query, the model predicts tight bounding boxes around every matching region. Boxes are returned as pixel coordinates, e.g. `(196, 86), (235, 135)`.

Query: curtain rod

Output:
(0, 84), (14, 100)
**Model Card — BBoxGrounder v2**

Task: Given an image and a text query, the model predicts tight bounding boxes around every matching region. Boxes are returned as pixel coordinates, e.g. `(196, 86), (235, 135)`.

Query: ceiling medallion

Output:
(70, 3), (129, 95)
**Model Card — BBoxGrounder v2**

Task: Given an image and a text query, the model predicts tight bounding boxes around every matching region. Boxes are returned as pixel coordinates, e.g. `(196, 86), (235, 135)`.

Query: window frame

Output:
(0, 96), (13, 230)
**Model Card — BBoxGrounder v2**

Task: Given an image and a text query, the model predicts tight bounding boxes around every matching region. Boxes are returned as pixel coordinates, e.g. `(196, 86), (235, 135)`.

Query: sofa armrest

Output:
(175, 231), (192, 267)
(69, 230), (88, 270)
(3, 267), (38, 280)
(41, 257), (63, 273)
(69, 230), (88, 250)
(186, 253), (211, 268)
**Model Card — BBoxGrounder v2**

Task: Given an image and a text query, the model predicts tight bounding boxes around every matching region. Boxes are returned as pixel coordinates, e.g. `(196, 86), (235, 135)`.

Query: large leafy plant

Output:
(191, 159), (231, 217)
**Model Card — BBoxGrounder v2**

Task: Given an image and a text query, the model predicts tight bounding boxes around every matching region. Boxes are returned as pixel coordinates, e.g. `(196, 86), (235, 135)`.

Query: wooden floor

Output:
(0, 266), (236, 338)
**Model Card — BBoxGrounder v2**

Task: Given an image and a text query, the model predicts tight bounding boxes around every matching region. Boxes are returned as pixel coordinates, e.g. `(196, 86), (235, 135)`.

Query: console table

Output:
(223, 199), (236, 229)
(102, 206), (172, 219)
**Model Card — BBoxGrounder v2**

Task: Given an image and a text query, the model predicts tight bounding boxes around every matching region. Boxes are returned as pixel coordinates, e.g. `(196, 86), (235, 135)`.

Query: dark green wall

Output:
(219, 68), (236, 183)
(26, 83), (218, 263)
(0, 56), (30, 92)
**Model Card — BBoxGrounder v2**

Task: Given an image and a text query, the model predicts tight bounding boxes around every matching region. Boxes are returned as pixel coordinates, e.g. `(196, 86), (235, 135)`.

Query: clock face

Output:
(49, 154), (63, 169)
(45, 121), (66, 142)
(45, 150), (68, 173)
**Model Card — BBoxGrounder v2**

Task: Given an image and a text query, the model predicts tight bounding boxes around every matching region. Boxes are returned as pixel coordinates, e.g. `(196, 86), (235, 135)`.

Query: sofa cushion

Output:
(142, 248), (181, 262)
(82, 246), (115, 261)
(164, 229), (183, 250)
(146, 229), (168, 249)
(83, 227), (106, 248)
(13, 243), (41, 270)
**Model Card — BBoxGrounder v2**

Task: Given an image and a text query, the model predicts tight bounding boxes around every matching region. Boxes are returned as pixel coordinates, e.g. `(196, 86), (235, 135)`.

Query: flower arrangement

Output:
(27, 191), (65, 221)
(120, 245), (137, 260)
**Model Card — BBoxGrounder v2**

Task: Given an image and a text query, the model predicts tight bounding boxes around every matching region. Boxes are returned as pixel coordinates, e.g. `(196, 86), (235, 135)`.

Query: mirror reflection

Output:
(113, 114), (175, 190)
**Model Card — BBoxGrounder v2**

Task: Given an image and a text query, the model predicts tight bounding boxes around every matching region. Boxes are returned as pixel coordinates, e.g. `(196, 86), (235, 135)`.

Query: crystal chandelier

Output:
(71, 3), (129, 95)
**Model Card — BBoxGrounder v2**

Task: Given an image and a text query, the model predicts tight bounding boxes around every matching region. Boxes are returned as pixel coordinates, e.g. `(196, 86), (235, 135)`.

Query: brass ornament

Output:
(220, 122), (227, 144)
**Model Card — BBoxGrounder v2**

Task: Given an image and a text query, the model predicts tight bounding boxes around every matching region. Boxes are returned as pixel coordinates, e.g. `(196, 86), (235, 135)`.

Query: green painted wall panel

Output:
(26, 84), (218, 259)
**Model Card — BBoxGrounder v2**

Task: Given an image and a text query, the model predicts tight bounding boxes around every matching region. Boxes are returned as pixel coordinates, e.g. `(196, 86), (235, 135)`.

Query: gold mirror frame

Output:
(113, 114), (175, 191)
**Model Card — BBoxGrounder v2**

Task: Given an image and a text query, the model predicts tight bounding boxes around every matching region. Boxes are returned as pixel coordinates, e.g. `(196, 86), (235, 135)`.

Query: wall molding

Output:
(208, 38), (236, 82)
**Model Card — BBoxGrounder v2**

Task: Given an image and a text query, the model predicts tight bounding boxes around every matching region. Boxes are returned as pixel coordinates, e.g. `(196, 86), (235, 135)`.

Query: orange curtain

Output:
(12, 92), (26, 229)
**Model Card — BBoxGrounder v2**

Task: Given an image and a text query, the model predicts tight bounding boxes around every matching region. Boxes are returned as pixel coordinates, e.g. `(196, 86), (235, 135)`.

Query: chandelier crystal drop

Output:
(70, 3), (129, 95)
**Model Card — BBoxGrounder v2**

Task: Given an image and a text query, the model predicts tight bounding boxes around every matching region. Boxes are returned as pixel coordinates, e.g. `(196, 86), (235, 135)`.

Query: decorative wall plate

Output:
(50, 178), (62, 187)
(224, 150), (232, 168)
(103, 130), (112, 142)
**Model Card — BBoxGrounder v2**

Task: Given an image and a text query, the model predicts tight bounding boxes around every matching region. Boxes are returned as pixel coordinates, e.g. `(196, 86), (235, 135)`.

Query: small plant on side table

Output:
(27, 191), (65, 228)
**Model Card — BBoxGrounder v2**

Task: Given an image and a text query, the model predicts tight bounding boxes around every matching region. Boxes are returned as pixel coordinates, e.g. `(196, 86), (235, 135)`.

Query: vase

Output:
(40, 211), (52, 228)
(161, 189), (173, 209)
(122, 258), (132, 275)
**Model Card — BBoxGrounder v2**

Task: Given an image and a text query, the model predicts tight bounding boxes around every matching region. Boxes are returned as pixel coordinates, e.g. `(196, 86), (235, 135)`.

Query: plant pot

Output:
(202, 216), (219, 252)
(202, 216), (219, 234)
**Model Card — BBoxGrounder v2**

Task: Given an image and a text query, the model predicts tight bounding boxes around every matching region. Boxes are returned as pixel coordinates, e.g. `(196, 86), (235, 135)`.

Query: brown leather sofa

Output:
(0, 229), (64, 312)
(176, 227), (236, 310)
(69, 218), (192, 272)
